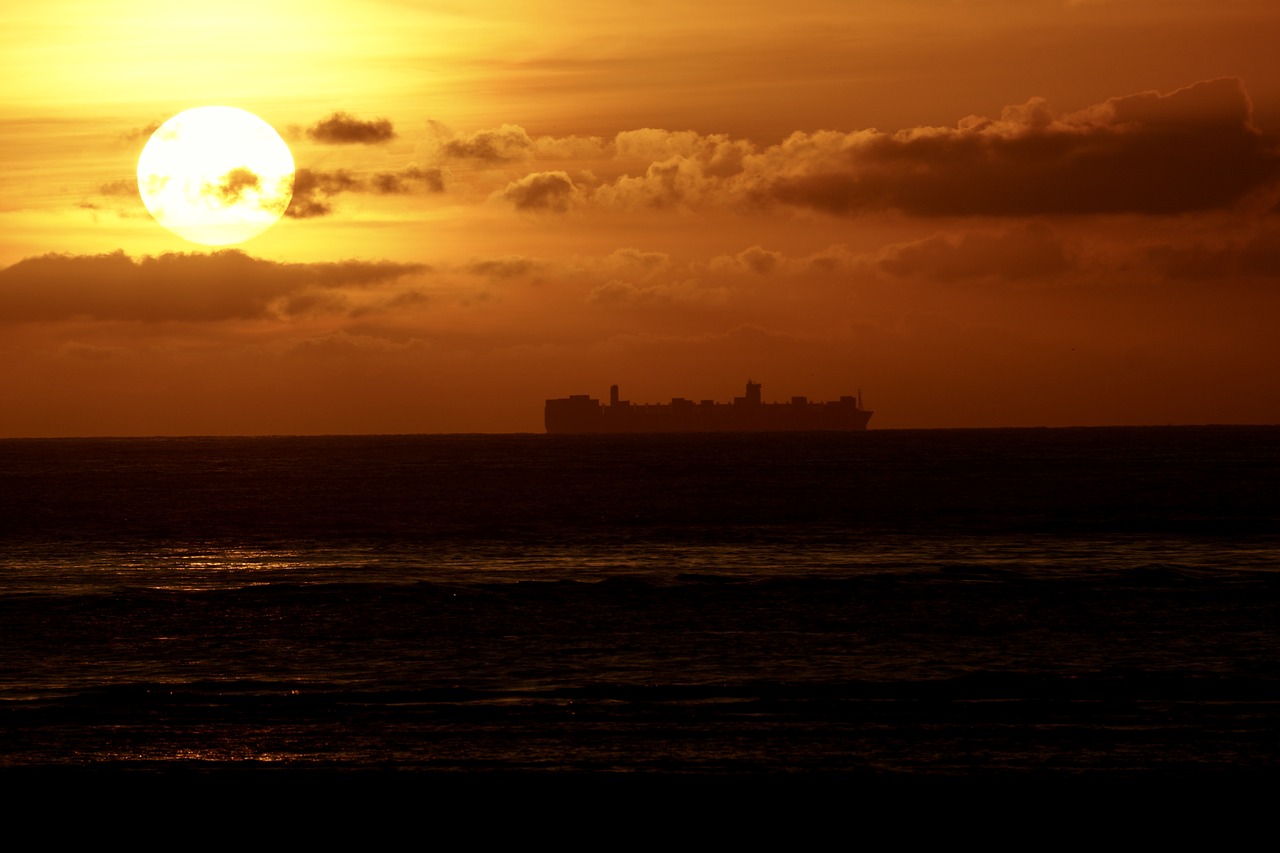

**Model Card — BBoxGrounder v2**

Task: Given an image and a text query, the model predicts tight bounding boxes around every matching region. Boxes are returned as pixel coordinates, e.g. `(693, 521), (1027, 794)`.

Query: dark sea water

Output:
(1, 428), (1278, 784)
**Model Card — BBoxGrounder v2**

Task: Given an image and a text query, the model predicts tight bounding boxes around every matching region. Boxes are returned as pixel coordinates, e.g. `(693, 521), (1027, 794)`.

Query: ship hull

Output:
(545, 410), (874, 434)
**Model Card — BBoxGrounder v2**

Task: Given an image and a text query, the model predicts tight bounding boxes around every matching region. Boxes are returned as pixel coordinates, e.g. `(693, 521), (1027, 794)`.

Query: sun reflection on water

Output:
(3, 535), (1280, 599)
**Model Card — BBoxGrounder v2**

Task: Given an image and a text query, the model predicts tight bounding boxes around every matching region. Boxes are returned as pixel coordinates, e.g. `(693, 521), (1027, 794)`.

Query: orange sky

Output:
(3, 0), (1280, 435)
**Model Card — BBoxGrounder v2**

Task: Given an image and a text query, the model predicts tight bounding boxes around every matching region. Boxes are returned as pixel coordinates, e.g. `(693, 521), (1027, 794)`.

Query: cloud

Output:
(98, 179), (139, 197)
(596, 248), (672, 278)
(0, 250), (427, 323)
(369, 166), (445, 194)
(432, 122), (534, 162)
(287, 168), (360, 218)
(592, 155), (716, 210)
(511, 78), (1275, 219)
(709, 246), (785, 275)
(532, 134), (611, 160)
(741, 78), (1278, 216)
(307, 112), (395, 144)
(463, 256), (542, 278)
(586, 279), (644, 305)
(497, 171), (579, 212)
(877, 223), (1074, 281)
(613, 129), (752, 177)
(268, 79), (1280, 224)
(206, 167), (261, 204)
(426, 122), (611, 164)
(795, 245), (859, 274)
(286, 166), (443, 217)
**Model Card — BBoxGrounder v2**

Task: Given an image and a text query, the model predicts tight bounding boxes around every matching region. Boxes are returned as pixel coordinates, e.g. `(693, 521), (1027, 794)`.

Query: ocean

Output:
(1, 427), (1277, 787)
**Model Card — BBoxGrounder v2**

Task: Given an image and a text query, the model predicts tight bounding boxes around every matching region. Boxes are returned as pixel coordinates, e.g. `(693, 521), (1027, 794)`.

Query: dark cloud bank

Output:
(750, 77), (1278, 216)
(482, 78), (1277, 218)
(0, 251), (426, 322)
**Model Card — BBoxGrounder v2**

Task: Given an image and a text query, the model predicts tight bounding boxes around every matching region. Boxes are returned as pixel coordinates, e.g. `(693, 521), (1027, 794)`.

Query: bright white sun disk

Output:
(136, 106), (294, 246)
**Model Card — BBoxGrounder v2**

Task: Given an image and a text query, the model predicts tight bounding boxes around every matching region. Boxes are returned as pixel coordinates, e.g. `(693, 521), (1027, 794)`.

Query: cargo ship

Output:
(545, 380), (872, 434)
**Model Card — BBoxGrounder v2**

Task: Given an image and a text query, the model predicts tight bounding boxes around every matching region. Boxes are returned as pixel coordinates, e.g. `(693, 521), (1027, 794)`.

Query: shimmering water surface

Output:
(1, 428), (1277, 776)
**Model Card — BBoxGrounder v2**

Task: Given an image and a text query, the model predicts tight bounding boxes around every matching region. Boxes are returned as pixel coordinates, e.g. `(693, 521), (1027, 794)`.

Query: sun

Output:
(137, 106), (294, 246)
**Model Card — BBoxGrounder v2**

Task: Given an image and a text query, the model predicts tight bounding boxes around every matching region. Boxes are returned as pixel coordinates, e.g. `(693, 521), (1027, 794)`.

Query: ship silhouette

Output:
(545, 380), (873, 434)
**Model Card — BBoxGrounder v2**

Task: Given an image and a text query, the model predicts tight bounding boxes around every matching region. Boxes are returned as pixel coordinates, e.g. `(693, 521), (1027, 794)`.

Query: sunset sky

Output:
(3, 0), (1279, 435)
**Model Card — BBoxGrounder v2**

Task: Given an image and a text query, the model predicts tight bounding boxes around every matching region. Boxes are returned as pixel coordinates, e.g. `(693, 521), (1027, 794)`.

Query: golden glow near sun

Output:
(137, 106), (294, 246)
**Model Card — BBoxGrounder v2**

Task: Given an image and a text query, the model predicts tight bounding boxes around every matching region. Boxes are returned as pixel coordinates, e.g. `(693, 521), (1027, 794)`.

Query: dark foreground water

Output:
(1, 427), (1277, 782)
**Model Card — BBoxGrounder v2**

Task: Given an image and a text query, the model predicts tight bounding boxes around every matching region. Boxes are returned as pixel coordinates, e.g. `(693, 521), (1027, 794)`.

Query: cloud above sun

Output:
(480, 77), (1276, 218)
(306, 112), (396, 145)
(91, 78), (1275, 227)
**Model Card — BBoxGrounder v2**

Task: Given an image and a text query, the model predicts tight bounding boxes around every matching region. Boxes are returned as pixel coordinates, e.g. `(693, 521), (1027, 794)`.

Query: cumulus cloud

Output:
(497, 78), (1272, 219)
(0, 250), (427, 323)
(497, 171), (579, 212)
(574, 130), (757, 210)
(741, 77), (1278, 216)
(307, 112), (395, 144)
(426, 122), (612, 164)
(592, 156), (716, 210)
(286, 79), (1278, 222)
(613, 129), (752, 178)
(431, 122), (534, 162)
(532, 134), (611, 160)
